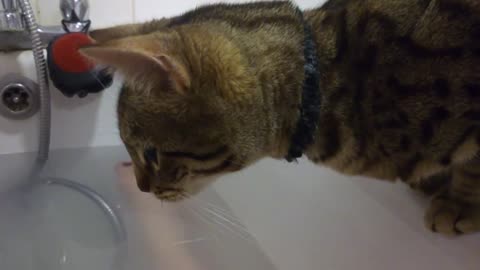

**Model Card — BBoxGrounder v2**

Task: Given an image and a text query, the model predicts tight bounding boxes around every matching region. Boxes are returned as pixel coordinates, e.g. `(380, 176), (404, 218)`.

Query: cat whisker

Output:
(184, 201), (249, 242)
(182, 204), (226, 239)
(204, 211), (253, 242)
(88, 69), (110, 91)
(186, 199), (253, 242)
(202, 206), (252, 238)
(180, 191), (190, 200)
(172, 237), (207, 247)
(186, 194), (241, 222)
(204, 202), (237, 218)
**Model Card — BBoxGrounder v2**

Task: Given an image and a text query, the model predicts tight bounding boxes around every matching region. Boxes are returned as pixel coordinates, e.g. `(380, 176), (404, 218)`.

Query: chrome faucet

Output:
(60, 0), (90, 32)
(0, 0), (90, 51)
(0, 0), (23, 31)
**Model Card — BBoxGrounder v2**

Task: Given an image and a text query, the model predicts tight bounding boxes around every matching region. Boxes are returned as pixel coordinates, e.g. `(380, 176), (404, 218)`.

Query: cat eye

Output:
(162, 145), (228, 161)
(144, 147), (158, 164)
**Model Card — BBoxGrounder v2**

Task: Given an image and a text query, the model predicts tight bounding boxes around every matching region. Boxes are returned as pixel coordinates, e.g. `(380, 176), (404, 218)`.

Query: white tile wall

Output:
(133, 0), (322, 22)
(0, 0), (325, 155)
(133, 0), (242, 22)
(0, 0), (134, 154)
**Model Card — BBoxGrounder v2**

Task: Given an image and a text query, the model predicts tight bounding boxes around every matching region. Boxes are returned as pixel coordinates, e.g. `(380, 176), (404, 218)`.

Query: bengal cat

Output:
(82, 0), (480, 236)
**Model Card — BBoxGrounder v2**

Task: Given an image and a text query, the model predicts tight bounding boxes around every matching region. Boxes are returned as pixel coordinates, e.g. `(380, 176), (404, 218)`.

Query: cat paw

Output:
(409, 173), (450, 196)
(425, 195), (480, 236)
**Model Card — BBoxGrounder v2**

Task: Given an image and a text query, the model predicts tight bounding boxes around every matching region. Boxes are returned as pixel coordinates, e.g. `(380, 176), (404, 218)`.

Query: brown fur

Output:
(84, 0), (480, 235)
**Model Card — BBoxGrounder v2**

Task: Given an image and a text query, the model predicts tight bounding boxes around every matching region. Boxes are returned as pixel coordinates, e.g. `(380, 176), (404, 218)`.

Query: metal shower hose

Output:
(17, 0), (127, 268)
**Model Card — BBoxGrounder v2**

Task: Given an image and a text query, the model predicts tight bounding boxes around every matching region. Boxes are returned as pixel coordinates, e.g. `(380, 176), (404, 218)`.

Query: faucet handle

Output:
(60, 0), (90, 32)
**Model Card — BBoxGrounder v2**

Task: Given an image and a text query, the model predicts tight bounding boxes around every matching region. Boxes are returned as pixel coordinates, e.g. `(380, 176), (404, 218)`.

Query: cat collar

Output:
(285, 9), (321, 162)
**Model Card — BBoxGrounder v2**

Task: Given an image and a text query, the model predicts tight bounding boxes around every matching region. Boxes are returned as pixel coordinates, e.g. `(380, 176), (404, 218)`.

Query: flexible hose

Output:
(47, 178), (127, 242)
(16, 2), (127, 268)
(17, 0), (51, 167)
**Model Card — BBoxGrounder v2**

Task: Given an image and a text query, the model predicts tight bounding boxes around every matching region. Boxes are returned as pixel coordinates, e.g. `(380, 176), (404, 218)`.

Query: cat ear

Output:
(89, 24), (144, 43)
(80, 46), (190, 94)
(89, 18), (171, 43)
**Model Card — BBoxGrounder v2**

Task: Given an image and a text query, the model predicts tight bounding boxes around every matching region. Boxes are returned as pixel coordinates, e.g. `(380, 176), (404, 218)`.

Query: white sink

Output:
(0, 181), (121, 270)
(2, 146), (479, 270)
(0, 146), (276, 270)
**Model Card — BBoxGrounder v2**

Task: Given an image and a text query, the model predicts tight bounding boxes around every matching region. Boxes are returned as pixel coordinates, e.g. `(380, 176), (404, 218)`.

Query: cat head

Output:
(81, 27), (271, 201)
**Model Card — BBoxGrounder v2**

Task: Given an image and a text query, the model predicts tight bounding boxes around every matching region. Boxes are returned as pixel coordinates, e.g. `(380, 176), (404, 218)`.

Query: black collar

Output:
(285, 10), (321, 162)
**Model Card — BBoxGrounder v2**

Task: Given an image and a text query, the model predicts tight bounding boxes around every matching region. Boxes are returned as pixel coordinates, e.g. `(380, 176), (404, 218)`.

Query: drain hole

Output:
(2, 86), (30, 112)
(11, 87), (21, 95)
(0, 78), (40, 119)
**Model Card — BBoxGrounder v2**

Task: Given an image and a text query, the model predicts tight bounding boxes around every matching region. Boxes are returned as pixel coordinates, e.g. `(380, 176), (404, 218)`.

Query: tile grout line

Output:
(131, 0), (136, 23)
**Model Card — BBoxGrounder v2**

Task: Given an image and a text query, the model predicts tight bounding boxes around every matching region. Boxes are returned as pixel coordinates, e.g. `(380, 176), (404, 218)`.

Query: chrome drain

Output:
(0, 74), (40, 119)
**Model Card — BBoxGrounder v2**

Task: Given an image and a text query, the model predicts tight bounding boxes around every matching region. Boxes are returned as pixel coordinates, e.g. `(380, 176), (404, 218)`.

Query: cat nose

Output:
(132, 164), (152, 192)
(136, 177), (151, 192)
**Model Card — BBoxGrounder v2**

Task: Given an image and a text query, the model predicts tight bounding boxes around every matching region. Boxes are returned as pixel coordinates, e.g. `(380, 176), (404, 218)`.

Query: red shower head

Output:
(47, 32), (113, 98)
(49, 32), (96, 73)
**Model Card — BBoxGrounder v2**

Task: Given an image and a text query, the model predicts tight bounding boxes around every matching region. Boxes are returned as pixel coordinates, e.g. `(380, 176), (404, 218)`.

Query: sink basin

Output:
(0, 179), (123, 270)
(1, 146), (480, 270)
(0, 146), (276, 270)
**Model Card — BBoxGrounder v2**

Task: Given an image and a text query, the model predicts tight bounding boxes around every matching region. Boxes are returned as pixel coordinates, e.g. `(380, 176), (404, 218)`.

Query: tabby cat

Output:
(82, 0), (480, 236)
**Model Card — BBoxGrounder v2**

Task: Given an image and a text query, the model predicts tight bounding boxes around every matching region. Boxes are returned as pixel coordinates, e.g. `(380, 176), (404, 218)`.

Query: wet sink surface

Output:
(0, 146), (276, 270)
(1, 146), (480, 270)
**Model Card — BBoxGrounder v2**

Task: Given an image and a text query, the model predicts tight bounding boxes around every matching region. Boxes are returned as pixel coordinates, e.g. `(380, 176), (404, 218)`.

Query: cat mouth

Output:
(153, 187), (187, 201)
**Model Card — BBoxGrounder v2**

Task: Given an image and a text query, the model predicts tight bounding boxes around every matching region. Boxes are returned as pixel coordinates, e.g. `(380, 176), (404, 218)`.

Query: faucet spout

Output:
(0, 0), (92, 50)
(1, 0), (17, 11)
(1, 0), (24, 31)
(60, 0), (90, 32)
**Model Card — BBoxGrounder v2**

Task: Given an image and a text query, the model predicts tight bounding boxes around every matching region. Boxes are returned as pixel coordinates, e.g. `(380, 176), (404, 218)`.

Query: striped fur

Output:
(85, 0), (480, 235)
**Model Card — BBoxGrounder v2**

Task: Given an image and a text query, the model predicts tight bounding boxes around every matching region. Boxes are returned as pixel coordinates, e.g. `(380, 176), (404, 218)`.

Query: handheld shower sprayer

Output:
(47, 0), (113, 97)
(0, 0), (112, 97)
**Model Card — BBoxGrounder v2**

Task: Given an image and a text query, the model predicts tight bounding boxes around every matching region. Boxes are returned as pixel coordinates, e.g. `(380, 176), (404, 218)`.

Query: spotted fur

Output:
(84, 0), (480, 235)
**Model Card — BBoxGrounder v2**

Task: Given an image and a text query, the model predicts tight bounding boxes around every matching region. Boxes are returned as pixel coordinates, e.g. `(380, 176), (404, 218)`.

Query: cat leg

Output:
(425, 160), (480, 235)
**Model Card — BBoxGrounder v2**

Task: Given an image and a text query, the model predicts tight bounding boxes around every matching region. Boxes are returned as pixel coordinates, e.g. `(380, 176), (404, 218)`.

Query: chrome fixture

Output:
(60, 0), (90, 32)
(0, 73), (40, 119)
(0, 0), (23, 30)
(0, 0), (91, 51)
(0, 2), (127, 268)
(0, 26), (65, 51)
